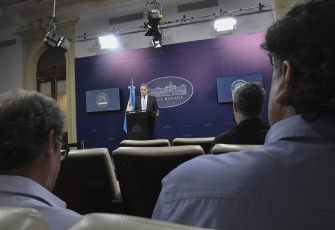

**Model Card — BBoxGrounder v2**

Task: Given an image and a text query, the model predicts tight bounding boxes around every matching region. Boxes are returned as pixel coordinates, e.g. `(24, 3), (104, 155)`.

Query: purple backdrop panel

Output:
(75, 32), (273, 152)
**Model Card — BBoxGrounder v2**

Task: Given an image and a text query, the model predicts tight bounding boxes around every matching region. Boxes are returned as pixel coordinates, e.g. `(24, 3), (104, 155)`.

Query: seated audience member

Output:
(0, 90), (82, 230)
(209, 82), (269, 152)
(152, 0), (335, 229)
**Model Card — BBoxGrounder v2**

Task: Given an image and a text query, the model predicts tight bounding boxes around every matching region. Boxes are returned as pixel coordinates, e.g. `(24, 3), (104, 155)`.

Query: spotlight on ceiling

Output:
(214, 16), (237, 32)
(98, 34), (118, 49)
(44, 31), (62, 48)
(58, 36), (72, 50)
(144, 1), (163, 48)
(43, 0), (72, 53)
(43, 24), (72, 53)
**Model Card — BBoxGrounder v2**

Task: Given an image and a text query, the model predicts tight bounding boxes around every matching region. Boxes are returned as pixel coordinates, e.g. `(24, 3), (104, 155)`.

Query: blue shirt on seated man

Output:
(0, 90), (81, 230)
(152, 0), (335, 229)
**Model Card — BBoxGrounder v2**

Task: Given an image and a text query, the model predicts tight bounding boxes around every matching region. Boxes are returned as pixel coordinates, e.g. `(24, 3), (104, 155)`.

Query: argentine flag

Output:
(123, 84), (136, 133)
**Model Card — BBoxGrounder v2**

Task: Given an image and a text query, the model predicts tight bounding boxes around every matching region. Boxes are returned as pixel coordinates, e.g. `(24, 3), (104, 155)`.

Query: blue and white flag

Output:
(123, 80), (136, 133)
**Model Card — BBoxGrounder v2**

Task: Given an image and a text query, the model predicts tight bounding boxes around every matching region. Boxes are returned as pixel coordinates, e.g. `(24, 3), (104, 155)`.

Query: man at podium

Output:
(129, 83), (159, 139)
(135, 83), (160, 117)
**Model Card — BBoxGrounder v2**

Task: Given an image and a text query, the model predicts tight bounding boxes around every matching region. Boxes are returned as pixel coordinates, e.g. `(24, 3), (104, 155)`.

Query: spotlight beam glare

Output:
(98, 35), (119, 49)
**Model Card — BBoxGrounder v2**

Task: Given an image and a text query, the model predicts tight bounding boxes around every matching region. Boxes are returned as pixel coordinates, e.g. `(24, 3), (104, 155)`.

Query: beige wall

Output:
(275, 0), (301, 19)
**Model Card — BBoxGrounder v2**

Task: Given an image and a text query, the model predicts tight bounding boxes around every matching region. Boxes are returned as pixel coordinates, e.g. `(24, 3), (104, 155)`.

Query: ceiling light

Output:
(214, 17), (237, 32)
(98, 34), (118, 49)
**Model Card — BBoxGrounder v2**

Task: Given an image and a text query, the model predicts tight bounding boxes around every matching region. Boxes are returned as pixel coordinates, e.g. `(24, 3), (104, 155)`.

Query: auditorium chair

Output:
(52, 148), (124, 215)
(0, 206), (50, 230)
(112, 145), (204, 218)
(211, 143), (263, 154)
(69, 213), (211, 230)
(119, 139), (170, 147)
(172, 137), (215, 154)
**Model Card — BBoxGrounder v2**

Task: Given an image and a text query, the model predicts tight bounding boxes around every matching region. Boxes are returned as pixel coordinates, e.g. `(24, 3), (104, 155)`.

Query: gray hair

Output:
(0, 90), (64, 172)
(232, 82), (266, 119)
(140, 83), (148, 88)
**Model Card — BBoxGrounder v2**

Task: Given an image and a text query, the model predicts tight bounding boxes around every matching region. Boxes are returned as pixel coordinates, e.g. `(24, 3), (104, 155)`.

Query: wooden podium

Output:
(125, 111), (155, 140)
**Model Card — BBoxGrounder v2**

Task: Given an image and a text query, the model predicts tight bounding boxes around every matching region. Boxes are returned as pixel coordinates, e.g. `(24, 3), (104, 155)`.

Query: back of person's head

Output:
(261, 0), (335, 119)
(0, 90), (64, 173)
(232, 82), (266, 119)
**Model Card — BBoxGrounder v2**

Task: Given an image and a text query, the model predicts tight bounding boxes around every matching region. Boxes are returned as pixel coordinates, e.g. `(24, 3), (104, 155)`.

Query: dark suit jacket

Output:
(134, 95), (159, 114)
(209, 118), (270, 153)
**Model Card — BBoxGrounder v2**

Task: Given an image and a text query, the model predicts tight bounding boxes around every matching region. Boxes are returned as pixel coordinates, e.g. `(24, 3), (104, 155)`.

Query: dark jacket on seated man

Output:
(214, 117), (269, 145)
(209, 82), (269, 153)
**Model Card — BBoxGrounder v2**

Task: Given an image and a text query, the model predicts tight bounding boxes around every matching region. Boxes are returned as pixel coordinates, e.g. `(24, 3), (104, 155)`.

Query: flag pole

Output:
(123, 79), (136, 133)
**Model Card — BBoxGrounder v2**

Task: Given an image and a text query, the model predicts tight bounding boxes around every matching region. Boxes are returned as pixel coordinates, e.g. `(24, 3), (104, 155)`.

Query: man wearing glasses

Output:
(0, 90), (81, 230)
(152, 0), (335, 229)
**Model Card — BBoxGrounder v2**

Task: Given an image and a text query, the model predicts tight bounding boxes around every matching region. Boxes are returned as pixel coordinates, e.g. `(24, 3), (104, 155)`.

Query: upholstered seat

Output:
(52, 148), (123, 215)
(0, 206), (50, 230)
(69, 213), (211, 230)
(119, 139), (170, 147)
(172, 137), (215, 154)
(211, 143), (263, 154)
(112, 145), (204, 218)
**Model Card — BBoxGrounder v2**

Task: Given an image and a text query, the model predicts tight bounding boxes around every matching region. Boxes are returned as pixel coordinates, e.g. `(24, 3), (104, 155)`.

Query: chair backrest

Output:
(0, 206), (50, 230)
(69, 213), (211, 230)
(52, 148), (122, 215)
(211, 143), (263, 154)
(120, 139), (170, 147)
(172, 137), (215, 154)
(112, 145), (204, 218)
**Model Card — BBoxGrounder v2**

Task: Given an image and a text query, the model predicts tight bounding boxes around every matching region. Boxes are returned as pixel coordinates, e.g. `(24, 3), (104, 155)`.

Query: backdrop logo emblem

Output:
(96, 92), (109, 108)
(230, 79), (246, 92)
(147, 76), (193, 108)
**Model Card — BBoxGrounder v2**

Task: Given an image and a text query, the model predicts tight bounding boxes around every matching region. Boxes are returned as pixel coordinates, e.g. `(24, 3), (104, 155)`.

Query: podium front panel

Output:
(126, 111), (154, 140)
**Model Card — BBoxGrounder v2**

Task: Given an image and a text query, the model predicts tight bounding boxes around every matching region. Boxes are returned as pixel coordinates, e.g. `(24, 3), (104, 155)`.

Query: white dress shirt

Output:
(141, 95), (147, 110)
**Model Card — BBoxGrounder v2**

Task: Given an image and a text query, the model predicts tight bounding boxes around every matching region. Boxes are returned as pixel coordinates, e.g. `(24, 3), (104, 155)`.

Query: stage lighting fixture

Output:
(43, 31), (61, 48)
(152, 34), (162, 48)
(43, 0), (72, 52)
(144, 1), (163, 48)
(98, 34), (118, 49)
(43, 31), (72, 52)
(144, 7), (162, 36)
(214, 16), (237, 32)
(58, 37), (72, 50)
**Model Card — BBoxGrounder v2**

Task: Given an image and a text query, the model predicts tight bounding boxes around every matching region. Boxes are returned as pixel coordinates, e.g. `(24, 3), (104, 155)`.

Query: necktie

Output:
(142, 96), (147, 110)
